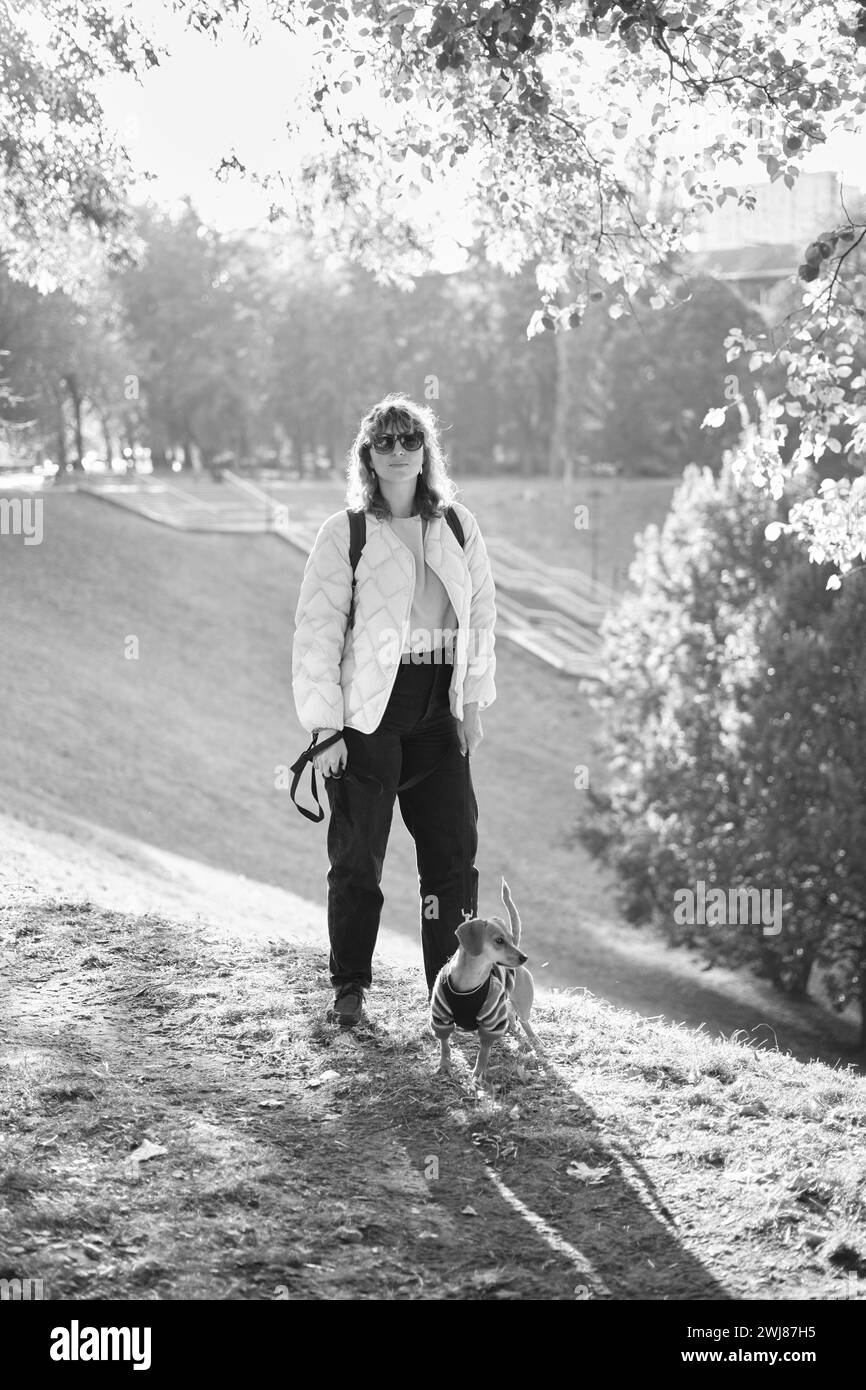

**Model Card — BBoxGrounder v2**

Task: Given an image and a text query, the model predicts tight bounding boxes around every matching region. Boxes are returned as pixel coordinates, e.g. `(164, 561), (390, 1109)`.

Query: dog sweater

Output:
(431, 963), (514, 1036)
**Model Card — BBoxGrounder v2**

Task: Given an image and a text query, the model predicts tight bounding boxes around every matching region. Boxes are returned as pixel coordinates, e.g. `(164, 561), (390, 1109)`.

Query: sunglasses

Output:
(368, 431), (424, 455)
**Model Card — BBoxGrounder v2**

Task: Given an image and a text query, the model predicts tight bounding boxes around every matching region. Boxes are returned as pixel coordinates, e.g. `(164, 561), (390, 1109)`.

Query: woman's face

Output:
(367, 420), (426, 486)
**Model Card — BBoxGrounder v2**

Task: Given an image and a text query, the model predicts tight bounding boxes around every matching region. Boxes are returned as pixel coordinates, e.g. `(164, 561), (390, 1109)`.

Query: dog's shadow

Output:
(343, 1011), (731, 1301)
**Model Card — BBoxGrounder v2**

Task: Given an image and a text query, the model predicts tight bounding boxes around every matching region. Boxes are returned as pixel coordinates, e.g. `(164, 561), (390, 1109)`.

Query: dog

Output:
(430, 877), (544, 1085)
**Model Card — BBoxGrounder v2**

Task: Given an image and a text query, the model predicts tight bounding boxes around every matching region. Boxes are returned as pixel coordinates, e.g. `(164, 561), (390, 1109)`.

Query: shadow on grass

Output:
(2, 904), (733, 1300)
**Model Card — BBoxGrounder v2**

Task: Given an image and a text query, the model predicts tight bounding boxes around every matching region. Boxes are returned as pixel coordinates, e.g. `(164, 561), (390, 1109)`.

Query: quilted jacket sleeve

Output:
(292, 511), (352, 735)
(456, 503), (497, 712)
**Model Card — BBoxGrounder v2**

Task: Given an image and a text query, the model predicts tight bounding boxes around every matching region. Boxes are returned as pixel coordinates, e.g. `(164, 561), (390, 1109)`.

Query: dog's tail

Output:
(500, 876), (521, 948)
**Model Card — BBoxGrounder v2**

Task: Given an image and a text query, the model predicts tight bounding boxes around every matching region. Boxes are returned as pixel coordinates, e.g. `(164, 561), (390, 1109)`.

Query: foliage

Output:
(597, 276), (772, 474)
(584, 458), (866, 1038)
(186, 0), (866, 546)
(5, 1), (866, 557)
(0, 202), (558, 471)
(0, 0), (160, 291)
(703, 215), (866, 580)
(202, 1), (866, 317)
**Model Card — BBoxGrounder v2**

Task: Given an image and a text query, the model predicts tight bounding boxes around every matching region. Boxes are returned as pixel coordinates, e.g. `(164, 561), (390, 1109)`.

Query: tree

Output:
(7, 0), (866, 527)
(115, 201), (271, 469)
(584, 457), (866, 1043)
(599, 275), (772, 474)
(186, 0), (866, 534)
(737, 558), (866, 1024)
(704, 207), (866, 580)
(0, 0), (160, 291)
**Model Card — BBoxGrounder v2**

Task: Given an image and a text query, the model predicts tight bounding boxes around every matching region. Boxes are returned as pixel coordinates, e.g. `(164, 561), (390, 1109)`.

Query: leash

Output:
(290, 729), (457, 823)
(290, 731), (346, 823)
(461, 745), (474, 922)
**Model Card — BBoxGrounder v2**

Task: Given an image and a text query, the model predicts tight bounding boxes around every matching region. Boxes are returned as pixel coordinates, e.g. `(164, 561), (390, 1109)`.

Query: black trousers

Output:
(324, 658), (479, 994)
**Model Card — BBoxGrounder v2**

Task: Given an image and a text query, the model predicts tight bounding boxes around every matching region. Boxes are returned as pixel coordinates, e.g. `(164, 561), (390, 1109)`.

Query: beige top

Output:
(389, 515), (459, 657)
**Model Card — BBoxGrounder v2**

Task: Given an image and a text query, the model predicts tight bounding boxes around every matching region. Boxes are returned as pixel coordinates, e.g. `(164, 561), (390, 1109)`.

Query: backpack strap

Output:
(444, 505), (465, 549)
(347, 509), (366, 629)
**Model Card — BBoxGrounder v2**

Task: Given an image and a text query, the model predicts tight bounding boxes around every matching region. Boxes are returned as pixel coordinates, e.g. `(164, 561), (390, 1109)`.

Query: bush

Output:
(582, 458), (866, 1042)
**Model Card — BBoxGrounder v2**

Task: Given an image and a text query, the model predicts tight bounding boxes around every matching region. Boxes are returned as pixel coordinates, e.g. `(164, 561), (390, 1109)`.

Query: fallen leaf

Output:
(461, 1205), (478, 1217)
(128, 1140), (168, 1163)
(258, 1099), (283, 1109)
(566, 1161), (611, 1185)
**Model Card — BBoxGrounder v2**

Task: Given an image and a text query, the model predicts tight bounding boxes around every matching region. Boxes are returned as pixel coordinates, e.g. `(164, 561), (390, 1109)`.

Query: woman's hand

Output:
(456, 702), (483, 757)
(311, 730), (347, 777)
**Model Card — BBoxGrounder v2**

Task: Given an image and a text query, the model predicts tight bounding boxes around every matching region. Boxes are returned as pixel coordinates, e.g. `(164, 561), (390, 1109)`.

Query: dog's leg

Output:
(473, 1032), (496, 1085)
(517, 1015), (546, 1057)
(510, 968), (546, 1059)
(437, 1033), (453, 1077)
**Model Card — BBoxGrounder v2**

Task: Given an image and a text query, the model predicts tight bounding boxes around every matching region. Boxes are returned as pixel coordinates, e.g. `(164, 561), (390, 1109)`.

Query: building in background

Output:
(688, 168), (864, 314)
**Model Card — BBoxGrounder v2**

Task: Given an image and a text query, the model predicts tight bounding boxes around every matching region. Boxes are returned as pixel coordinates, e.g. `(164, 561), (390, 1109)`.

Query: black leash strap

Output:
(290, 730), (463, 823)
(461, 747), (473, 922)
(289, 730), (345, 823)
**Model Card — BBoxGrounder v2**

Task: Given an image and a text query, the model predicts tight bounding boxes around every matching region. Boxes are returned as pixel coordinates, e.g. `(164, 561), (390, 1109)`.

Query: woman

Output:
(292, 393), (497, 1026)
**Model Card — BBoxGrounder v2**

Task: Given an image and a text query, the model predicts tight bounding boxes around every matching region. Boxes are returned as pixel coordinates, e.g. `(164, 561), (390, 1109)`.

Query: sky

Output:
(96, 0), (865, 266)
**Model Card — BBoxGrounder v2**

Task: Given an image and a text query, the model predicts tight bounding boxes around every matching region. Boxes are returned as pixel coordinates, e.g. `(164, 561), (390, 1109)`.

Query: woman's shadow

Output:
(341, 1008), (732, 1301)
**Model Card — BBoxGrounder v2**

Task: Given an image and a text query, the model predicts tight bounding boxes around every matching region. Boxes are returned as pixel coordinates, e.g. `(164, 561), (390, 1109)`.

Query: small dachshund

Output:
(430, 877), (544, 1084)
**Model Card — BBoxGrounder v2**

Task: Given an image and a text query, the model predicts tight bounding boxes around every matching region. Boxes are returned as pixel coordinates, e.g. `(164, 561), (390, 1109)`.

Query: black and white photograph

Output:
(2, 0), (865, 1342)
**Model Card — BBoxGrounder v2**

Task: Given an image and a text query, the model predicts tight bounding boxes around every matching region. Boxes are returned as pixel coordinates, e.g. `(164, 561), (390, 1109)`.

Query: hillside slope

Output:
(0, 487), (859, 1063)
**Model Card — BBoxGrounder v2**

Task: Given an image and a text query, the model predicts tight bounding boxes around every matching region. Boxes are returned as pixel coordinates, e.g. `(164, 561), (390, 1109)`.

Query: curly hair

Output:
(345, 392), (458, 520)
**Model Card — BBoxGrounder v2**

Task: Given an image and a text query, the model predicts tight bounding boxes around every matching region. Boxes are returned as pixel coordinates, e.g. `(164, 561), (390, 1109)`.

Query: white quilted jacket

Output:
(292, 501), (497, 736)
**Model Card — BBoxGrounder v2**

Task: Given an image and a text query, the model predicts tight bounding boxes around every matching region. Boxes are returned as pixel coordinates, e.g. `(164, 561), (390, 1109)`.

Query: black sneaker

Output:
(330, 982), (366, 1028)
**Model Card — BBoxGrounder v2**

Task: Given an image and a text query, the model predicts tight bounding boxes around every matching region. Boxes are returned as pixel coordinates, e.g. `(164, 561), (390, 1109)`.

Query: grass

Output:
(0, 480), (860, 1065)
(257, 471), (679, 591)
(2, 896), (864, 1300)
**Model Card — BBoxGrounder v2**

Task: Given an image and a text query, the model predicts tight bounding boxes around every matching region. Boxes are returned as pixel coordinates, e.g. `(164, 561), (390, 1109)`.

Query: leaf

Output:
(566, 1161), (611, 1184)
(826, 574), (842, 590)
(461, 1204), (478, 1216)
(128, 1139), (167, 1163)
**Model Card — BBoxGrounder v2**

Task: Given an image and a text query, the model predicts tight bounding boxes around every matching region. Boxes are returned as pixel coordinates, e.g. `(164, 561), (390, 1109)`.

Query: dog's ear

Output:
(455, 918), (487, 956)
